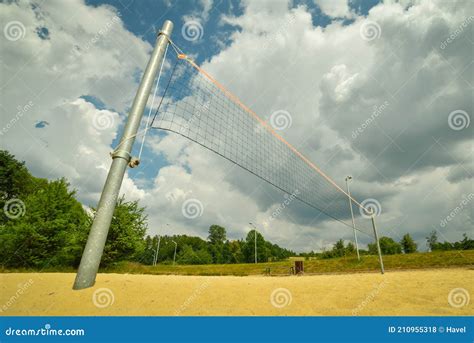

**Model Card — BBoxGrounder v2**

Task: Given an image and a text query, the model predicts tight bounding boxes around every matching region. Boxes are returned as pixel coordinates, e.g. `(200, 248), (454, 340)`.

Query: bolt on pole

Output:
(73, 20), (174, 290)
(370, 213), (385, 274)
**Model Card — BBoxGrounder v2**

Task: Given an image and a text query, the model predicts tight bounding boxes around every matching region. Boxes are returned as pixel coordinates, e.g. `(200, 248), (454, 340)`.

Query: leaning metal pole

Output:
(370, 213), (385, 274)
(73, 20), (173, 290)
(345, 178), (360, 260)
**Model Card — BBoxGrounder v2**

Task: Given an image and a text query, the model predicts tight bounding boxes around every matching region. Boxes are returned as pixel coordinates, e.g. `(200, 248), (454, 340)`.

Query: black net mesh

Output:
(150, 54), (374, 237)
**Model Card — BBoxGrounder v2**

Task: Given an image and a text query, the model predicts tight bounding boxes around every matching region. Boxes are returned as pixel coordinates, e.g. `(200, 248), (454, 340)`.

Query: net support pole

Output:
(345, 177), (360, 260)
(370, 214), (385, 274)
(73, 20), (173, 290)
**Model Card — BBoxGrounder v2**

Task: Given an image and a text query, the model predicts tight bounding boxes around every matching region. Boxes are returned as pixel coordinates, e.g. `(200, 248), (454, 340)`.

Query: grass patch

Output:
(2, 250), (472, 276)
(105, 250), (474, 276)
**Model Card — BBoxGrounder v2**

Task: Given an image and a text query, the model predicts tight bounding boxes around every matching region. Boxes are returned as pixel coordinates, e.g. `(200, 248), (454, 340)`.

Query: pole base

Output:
(72, 274), (96, 290)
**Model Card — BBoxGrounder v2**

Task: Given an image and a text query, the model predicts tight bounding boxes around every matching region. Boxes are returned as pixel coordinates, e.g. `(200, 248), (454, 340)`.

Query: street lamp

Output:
(153, 235), (161, 266)
(249, 222), (258, 264)
(153, 223), (169, 266)
(345, 176), (360, 260)
(171, 240), (177, 265)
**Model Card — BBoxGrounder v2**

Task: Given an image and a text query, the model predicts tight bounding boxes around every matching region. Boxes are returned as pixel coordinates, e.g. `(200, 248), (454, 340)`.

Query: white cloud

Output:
(0, 0), (149, 204)
(314, 0), (353, 18)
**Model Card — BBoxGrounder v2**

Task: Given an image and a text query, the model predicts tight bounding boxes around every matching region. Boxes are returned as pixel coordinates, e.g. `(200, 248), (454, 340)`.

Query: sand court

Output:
(1, 269), (472, 316)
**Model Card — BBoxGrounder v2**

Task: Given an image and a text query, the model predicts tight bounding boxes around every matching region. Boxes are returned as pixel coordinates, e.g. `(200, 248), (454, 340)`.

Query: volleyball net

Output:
(149, 44), (377, 238)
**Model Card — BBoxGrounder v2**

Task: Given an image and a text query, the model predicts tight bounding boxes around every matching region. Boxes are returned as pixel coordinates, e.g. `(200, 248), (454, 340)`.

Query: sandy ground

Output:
(0, 268), (473, 316)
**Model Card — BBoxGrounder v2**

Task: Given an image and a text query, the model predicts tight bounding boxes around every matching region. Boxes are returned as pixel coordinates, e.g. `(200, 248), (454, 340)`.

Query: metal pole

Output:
(370, 214), (385, 274)
(254, 229), (257, 264)
(73, 20), (174, 290)
(345, 177), (360, 260)
(249, 222), (257, 264)
(153, 236), (161, 266)
(172, 241), (177, 265)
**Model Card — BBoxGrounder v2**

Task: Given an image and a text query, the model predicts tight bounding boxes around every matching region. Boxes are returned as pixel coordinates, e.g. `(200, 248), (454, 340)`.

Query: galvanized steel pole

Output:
(254, 229), (257, 264)
(172, 240), (177, 265)
(153, 236), (161, 266)
(370, 214), (385, 274)
(345, 176), (360, 260)
(73, 20), (173, 290)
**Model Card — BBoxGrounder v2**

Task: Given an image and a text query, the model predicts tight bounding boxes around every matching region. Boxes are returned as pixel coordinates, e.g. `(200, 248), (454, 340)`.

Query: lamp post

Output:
(249, 222), (258, 264)
(153, 223), (169, 266)
(172, 240), (177, 265)
(345, 176), (360, 261)
(369, 209), (385, 274)
(153, 235), (161, 266)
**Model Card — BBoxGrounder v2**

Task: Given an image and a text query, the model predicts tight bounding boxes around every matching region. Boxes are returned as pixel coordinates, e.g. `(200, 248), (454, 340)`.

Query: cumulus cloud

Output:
(314, 0), (353, 18)
(0, 0), (149, 203)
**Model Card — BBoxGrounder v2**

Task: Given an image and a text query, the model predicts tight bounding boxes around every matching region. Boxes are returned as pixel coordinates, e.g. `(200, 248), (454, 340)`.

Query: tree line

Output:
(141, 225), (294, 265)
(0, 150), (292, 268)
(301, 232), (473, 259)
(1, 150), (472, 269)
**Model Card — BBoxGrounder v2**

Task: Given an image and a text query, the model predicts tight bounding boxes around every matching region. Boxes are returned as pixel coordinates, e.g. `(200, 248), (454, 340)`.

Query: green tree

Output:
(0, 150), (35, 199)
(208, 225), (226, 244)
(458, 234), (474, 250)
(0, 178), (89, 268)
(139, 235), (158, 265)
(227, 240), (244, 263)
(243, 229), (266, 263)
(177, 244), (212, 264)
(345, 241), (356, 255)
(334, 239), (345, 257)
(99, 196), (147, 266)
(426, 230), (438, 251)
(208, 225), (227, 263)
(368, 236), (402, 255)
(400, 233), (417, 253)
(0, 150), (37, 224)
